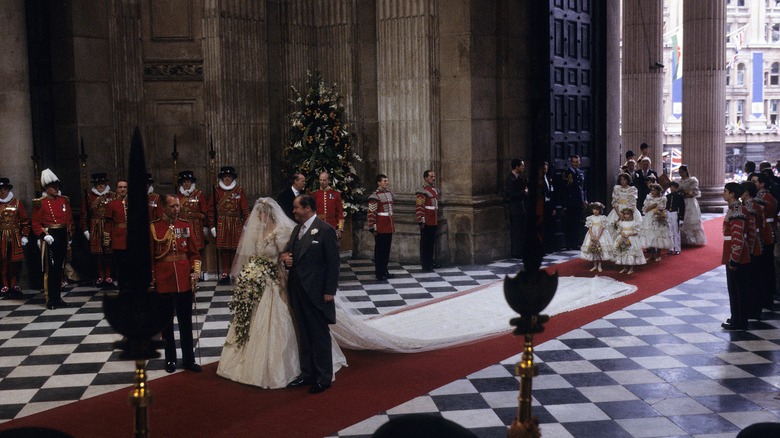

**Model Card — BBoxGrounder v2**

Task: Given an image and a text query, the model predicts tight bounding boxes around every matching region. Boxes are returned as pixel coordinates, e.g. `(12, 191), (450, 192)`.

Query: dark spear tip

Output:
(126, 127), (152, 292)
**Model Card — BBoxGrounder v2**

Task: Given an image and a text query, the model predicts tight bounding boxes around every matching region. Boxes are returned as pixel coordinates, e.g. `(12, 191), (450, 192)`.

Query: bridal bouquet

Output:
(615, 237), (631, 253)
(587, 241), (602, 255)
(228, 256), (280, 348)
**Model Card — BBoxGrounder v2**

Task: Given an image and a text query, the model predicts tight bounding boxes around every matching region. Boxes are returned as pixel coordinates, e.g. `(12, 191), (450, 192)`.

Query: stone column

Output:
(682, 1), (727, 212)
(604, 0), (622, 193)
(0, 0), (35, 205)
(622, 0), (665, 168)
(203, 0), (271, 195)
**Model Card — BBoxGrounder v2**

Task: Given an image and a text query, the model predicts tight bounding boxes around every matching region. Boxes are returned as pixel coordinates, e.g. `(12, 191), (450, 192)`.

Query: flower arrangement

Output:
(615, 237), (631, 253)
(654, 209), (668, 228)
(284, 70), (367, 214)
(227, 256), (280, 348)
(587, 241), (602, 255)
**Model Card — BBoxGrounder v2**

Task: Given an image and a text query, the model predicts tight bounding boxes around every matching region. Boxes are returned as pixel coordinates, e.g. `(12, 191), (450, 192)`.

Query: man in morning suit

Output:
(558, 155), (587, 250)
(281, 194), (340, 394)
(277, 172), (307, 220)
(505, 159), (528, 258)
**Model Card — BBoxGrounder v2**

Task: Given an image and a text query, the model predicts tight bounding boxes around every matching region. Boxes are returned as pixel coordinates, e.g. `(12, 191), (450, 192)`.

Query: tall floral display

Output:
(284, 71), (365, 214)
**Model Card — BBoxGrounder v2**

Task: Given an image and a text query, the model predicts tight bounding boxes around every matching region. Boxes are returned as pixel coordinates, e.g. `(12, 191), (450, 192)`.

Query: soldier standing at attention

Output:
(147, 173), (163, 222)
(176, 171), (209, 257)
(0, 178), (30, 299)
(209, 166), (249, 284)
(33, 169), (73, 309)
(721, 182), (751, 331)
(81, 173), (116, 287)
(558, 155), (588, 250)
(368, 174), (394, 281)
(311, 171), (345, 239)
(104, 179), (128, 291)
(416, 169), (441, 272)
(151, 194), (202, 373)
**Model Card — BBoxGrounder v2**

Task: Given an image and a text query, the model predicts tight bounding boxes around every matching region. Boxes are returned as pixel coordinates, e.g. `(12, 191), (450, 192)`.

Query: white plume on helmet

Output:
(41, 168), (60, 187)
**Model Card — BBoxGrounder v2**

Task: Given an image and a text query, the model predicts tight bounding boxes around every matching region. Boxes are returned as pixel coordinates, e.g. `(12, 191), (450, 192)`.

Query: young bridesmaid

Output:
(641, 184), (673, 262)
(613, 207), (646, 274)
(580, 202), (613, 272)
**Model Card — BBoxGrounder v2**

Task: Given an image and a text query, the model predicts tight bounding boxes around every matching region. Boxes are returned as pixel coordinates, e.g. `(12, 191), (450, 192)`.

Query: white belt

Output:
(424, 206), (436, 210)
(767, 218), (775, 223)
(377, 212), (392, 216)
(724, 236), (732, 241)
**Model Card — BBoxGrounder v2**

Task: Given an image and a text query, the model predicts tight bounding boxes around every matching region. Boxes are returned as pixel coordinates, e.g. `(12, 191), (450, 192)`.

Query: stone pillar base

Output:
(698, 186), (728, 214)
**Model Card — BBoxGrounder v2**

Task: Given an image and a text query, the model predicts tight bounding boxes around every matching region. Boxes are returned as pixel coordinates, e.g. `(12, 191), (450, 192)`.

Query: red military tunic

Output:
(209, 185), (250, 249)
(415, 184), (439, 226)
(32, 195), (73, 238)
(754, 189), (777, 245)
(312, 188), (345, 231)
(151, 217), (201, 293)
(148, 192), (163, 222)
(742, 198), (762, 257)
(177, 189), (209, 251)
(81, 190), (116, 254)
(0, 198), (30, 263)
(722, 201), (751, 266)
(104, 197), (127, 250)
(368, 189), (394, 234)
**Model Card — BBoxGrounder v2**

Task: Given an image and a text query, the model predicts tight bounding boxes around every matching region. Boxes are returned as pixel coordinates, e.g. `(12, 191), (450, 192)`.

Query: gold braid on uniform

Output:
(150, 223), (176, 260)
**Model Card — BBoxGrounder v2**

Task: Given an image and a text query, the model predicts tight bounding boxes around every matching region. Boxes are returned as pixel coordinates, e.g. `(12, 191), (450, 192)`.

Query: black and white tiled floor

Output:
(3, 225), (780, 436)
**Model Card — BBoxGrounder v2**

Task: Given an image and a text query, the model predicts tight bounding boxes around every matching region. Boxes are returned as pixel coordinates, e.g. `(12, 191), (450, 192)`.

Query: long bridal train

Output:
(332, 275), (637, 353)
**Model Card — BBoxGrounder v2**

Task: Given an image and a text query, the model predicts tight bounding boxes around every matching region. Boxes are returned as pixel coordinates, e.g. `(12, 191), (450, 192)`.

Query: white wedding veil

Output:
(230, 197), (296, 279)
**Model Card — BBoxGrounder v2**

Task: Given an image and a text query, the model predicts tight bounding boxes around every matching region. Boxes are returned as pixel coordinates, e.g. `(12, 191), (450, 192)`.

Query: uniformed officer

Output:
(368, 174), (394, 281)
(416, 170), (440, 272)
(0, 178), (30, 298)
(721, 182), (751, 330)
(558, 155), (588, 250)
(749, 171), (778, 309)
(176, 171), (209, 254)
(147, 173), (163, 222)
(151, 194), (202, 373)
(209, 166), (249, 284)
(311, 171), (345, 239)
(81, 173), (116, 286)
(104, 179), (128, 291)
(32, 169), (74, 309)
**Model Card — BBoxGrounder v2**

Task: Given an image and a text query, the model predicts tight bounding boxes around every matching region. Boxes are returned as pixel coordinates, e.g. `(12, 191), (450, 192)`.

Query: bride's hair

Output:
(230, 197), (295, 279)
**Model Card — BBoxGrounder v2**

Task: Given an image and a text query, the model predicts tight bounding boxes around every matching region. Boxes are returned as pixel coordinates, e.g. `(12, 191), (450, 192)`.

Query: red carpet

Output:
(0, 218), (724, 438)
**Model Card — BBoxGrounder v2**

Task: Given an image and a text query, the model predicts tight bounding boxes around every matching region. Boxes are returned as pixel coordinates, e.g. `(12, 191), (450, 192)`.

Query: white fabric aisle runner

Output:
(332, 276), (637, 353)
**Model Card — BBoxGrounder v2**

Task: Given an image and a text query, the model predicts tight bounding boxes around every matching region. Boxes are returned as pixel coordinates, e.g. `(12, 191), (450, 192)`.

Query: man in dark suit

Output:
(505, 159), (528, 258)
(281, 194), (340, 394)
(558, 155), (587, 250)
(277, 172), (307, 220)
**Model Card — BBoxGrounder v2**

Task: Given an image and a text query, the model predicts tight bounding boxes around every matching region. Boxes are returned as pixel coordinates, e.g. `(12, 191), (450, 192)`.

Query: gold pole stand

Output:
(129, 359), (153, 438)
(507, 334), (541, 438)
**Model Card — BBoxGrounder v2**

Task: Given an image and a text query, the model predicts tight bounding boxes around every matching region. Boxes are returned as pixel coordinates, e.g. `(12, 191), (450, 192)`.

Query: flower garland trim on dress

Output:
(227, 256), (280, 348)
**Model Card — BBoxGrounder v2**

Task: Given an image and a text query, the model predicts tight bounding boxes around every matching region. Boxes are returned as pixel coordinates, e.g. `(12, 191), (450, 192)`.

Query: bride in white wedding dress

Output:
(217, 198), (346, 388)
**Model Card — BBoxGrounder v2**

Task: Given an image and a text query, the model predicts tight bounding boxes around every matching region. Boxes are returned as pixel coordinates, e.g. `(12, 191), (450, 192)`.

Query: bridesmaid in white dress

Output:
(640, 184), (673, 262)
(612, 208), (646, 274)
(217, 198), (346, 388)
(607, 173), (642, 237)
(579, 202), (613, 272)
(677, 165), (707, 246)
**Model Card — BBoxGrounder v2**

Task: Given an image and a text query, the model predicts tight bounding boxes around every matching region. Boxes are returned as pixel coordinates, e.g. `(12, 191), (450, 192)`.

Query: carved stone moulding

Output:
(143, 61), (204, 81)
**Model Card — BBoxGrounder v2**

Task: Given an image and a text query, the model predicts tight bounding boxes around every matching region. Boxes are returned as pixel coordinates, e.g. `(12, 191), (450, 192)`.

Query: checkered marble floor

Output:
(331, 266), (780, 438)
(0, 250), (576, 424)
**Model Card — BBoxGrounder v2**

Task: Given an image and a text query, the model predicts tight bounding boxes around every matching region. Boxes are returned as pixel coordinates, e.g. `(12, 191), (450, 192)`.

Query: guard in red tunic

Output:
(151, 194), (202, 373)
(311, 171), (345, 238)
(749, 171), (778, 309)
(104, 179), (128, 291)
(208, 166), (249, 284)
(81, 173), (116, 286)
(416, 170), (441, 272)
(176, 171), (209, 254)
(721, 182), (751, 330)
(32, 169), (74, 309)
(740, 181), (763, 320)
(147, 173), (163, 222)
(368, 174), (394, 281)
(0, 178), (30, 298)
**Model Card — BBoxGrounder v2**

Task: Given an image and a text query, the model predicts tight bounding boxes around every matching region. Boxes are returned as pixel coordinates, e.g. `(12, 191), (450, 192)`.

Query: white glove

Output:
(211, 227), (217, 237)
(679, 220), (684, 225)
(21, 236), (28, 246)
(203, 227), (209, 237)
(37, 240), (41, 250)
(84, 230), (90, 240)
(43, 235), (54, 245)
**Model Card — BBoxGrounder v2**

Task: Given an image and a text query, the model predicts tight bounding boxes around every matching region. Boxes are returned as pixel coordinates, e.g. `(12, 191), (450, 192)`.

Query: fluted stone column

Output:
(622, 0), (664, 168)
(682, 1), (727, 212)
(203, 1), (271, 195)
(108, 0), (143, 175)
(0, 0), (34, 205)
